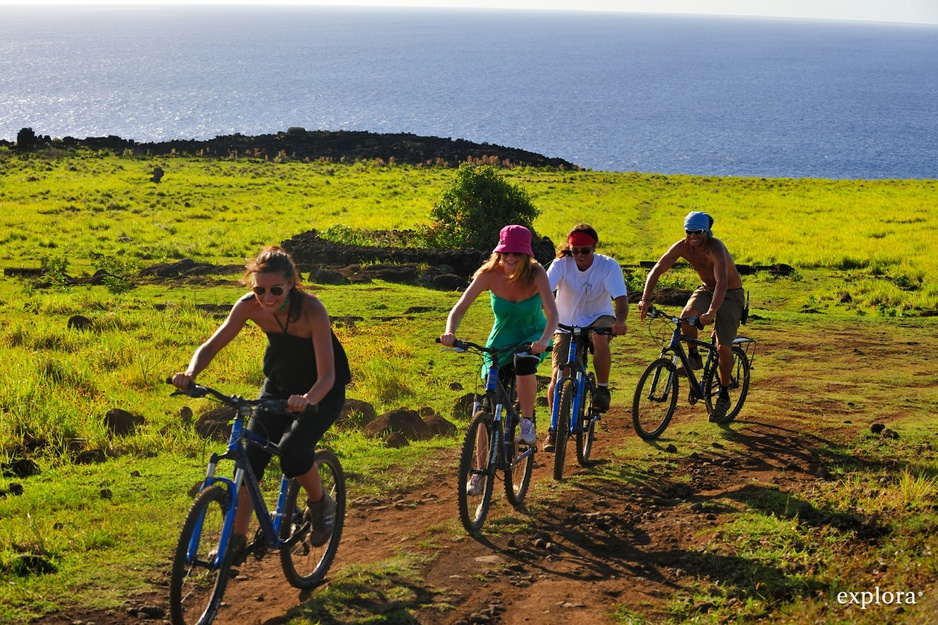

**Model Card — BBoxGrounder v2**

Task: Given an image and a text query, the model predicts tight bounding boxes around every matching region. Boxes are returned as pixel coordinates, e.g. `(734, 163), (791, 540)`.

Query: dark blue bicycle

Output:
(439, 339), (536, 533)
(167, 382), (345, 625)
(548, 323), (614, 481)
(632, 306), (755, 440)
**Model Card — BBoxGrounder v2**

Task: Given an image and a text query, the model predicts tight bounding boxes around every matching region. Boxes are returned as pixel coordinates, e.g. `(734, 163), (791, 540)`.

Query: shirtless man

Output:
(637, 211), (744, 420)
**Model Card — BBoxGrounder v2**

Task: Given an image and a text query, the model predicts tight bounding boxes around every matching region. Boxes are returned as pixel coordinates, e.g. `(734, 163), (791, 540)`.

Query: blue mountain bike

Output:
(548, 323), (614, 481)
(167, 382), (345, 625)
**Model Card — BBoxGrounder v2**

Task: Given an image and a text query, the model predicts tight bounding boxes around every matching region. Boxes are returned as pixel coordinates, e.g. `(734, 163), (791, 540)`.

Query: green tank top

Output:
(484, 292), (548, 372)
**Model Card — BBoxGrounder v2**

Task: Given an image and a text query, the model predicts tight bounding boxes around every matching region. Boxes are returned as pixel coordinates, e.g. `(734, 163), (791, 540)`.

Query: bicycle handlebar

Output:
(435, 337), (533, 356)
(646, 306), (705, 330)
(556, 323), (614, 336)
(165, 378), (318, 414)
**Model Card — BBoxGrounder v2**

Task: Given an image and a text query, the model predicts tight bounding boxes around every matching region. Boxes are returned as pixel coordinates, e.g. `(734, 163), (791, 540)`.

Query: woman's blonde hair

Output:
(473, 252), (538, 289)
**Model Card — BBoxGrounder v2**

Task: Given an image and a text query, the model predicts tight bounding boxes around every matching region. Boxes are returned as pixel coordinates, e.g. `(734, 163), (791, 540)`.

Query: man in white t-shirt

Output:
(544, 224), (629, 451)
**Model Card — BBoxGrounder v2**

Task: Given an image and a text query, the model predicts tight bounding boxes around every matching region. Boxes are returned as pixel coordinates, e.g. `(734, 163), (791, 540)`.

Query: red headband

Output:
(568, 232), (597, 247)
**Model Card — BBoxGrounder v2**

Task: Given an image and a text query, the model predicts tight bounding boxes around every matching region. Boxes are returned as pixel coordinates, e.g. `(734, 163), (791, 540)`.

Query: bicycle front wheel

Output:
(576, 375), (597, 466)
(632, 358), (678, 440)
(279, 449), (346, 589)
(553, 379), (574, 481)
(458, 411), (497, 533)
(504, 414), (534, 507)
(703, 346), (751, 423)
(169, 484), (232, 625)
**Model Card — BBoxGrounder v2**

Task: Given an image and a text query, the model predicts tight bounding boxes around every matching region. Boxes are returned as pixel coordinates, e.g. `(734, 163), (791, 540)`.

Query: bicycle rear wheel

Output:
(703, 346), (751, 423)
(279, 449), (346, 589)
(576, 376), (597, 466)
(632, 358), (678, 440)
(553, 379), (574, 481)
(504, 413), (534, 507)
(458, 411), (497, 533)
(169, 484), (232, 625)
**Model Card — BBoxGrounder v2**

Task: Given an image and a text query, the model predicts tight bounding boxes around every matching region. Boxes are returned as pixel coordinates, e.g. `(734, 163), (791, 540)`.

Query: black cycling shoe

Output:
(306, 493), (336, 547)
(593, 387), (611, 412)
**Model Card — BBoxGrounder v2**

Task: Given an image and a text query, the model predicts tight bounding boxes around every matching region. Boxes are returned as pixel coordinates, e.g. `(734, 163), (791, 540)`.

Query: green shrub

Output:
(424, 163), (538, 249)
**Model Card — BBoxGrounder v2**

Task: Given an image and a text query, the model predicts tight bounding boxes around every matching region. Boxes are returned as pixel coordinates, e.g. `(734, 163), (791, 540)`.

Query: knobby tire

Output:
(504, 413), (534, 507)
(169, 485), (232, 625)
(553, 379), (574, 481)
(279, 449), (346, 589)
(576, 375), (597, 466)
(632, 357), (679, 440)
(458, 411), (497, 533)
(703, 346), (751, 423)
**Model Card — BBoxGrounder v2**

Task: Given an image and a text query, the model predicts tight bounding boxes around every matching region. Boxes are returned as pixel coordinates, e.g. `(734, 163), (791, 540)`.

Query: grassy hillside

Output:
(1, 148), (936, 623)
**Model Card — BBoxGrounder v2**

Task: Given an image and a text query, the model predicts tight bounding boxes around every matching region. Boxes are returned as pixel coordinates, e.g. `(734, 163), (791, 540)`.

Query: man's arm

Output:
(638, 240), (684, 320)
(699, 241), (729, 326)
(612, 295), (628, 335)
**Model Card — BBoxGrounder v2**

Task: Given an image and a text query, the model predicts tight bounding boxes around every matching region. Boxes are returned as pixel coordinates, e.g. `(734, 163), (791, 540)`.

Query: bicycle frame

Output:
(549, 327), (593, 437)
(478, 358), (534, 471)
(662, 322), (714, 401)
(189, 406), (293, 569)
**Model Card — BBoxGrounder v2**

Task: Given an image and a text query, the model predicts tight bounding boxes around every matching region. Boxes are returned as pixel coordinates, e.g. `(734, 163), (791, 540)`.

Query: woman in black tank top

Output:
(171, 246), (350, 553)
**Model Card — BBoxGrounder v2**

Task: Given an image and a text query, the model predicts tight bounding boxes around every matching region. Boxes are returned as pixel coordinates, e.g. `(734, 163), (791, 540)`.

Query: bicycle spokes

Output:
(632, 358), (678, 440)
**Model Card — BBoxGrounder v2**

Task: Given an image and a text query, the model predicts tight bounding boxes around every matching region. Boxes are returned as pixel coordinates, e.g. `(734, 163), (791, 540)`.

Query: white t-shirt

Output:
(547, 254), (628, 328)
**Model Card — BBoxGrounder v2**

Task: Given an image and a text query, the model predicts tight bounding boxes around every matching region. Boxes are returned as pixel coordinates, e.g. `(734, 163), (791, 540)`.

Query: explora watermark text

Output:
(837, 587), (922, 610)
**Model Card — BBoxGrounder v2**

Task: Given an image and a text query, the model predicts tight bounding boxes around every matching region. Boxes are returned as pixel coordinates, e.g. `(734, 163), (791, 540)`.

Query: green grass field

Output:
(1, 148), (936, 623)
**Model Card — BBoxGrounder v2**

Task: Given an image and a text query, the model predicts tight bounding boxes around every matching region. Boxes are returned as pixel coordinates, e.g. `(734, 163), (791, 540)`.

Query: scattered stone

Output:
(665, 443), (678, 453)
(194, 405), (235, 441)
(67, 315), (93, 331)
(365, 408), (433, 441)
(452, 392), (479, 420)
(870, 423), (886, 434)
(104, 408), (145, 437)
(338, 398), (377, 427)
(385, 432), (409, 448)
(423, 412), (457, 437)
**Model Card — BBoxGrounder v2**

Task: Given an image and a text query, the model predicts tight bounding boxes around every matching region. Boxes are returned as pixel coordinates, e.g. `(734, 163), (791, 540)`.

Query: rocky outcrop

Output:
(7, 128), (581, 170)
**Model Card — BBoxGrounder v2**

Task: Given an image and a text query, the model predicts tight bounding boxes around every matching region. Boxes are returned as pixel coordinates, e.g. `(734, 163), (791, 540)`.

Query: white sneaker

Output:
(466, 474), (485, 496)
(517, 418), (536, 445)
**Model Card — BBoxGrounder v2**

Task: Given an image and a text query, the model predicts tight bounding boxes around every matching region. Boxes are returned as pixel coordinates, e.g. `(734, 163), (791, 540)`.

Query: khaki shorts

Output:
(551, 315), (615, 371)
(686, 287), (745, 348)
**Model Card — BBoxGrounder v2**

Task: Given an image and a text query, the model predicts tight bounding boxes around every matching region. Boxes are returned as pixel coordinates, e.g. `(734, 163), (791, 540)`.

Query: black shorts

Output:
(245, 384), (345, 480)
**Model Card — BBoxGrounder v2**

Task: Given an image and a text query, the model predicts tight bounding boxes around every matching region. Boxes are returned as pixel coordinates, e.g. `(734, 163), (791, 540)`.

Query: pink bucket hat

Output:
(493, 225), (534, 257)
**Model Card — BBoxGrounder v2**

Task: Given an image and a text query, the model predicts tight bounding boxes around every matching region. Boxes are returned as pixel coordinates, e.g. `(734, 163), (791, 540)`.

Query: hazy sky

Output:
(1, 0), (937, 25)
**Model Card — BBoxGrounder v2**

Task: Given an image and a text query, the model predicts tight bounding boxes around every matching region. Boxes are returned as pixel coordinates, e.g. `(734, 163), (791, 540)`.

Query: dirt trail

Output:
(33, 397), (838, 625)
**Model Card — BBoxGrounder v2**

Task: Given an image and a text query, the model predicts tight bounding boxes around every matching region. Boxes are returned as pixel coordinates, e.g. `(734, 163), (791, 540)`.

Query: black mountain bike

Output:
(439, 339), (536, 533)
(632, 307), (755, 440)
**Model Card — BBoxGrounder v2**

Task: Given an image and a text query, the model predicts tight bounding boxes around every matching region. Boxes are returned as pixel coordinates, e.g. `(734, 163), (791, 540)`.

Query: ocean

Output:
(1, 5), (936, 179)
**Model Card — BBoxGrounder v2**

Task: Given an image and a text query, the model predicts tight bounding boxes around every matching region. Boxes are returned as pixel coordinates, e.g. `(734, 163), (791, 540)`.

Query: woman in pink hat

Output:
(440, 225), (558, 493)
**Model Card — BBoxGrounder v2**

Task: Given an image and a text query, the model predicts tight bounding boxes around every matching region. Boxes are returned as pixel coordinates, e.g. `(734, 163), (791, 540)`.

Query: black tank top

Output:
(261, 331), (351, 399)
(251, 291), (351, 398)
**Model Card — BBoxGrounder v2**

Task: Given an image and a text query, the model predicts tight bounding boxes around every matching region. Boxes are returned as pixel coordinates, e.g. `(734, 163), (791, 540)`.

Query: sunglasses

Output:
(252, 284), (288, 297)
(571, 246), (593, 255)
(685, 229), (706, 236)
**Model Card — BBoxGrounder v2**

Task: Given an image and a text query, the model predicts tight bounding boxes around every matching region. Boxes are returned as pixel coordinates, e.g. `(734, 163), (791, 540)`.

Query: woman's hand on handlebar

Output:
(529, 339), (549, 355)
(286, 394), (316, 413)
(439, 332), (457, 347)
